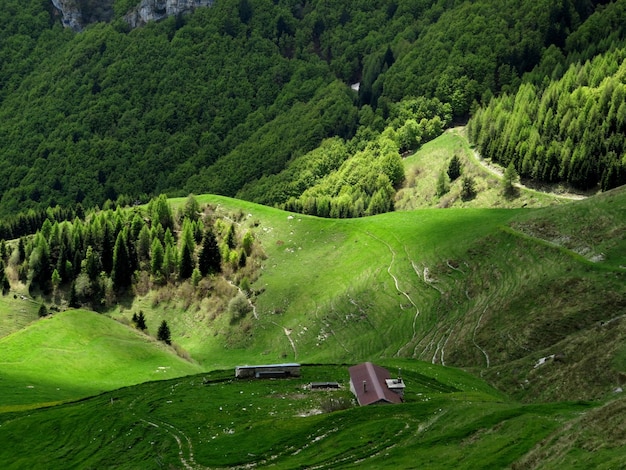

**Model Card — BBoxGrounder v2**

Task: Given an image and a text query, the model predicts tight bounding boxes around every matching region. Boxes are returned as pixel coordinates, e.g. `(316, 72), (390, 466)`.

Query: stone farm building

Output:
(235, 363), (301, 379)
(348, 362), (405, 406)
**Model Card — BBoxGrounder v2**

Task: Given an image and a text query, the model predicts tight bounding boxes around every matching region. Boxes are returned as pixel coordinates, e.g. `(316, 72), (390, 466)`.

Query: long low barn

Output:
(235, 363), (301, 379)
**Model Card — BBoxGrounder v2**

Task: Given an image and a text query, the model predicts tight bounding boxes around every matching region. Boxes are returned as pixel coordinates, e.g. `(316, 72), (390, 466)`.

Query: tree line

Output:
(468, 47), (626, 191)
(0, 195), (257, 309)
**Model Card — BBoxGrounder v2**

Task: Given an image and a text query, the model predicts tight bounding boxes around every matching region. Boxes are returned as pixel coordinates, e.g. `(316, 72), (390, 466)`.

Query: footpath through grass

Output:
(0, 363), (596, 469)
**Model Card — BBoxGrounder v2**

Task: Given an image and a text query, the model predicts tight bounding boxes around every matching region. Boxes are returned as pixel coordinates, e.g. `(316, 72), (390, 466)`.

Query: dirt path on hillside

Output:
(449, 127), (588, 201)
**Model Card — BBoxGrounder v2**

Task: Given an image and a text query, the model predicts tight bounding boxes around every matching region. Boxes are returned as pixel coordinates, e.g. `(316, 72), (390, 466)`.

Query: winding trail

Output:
(472, 310), (490, 368)
(449, 126), (586, 201)
(141, 419), (199, 470)
(364, 232), (421, 357)
(270, 321), (298, 359)
(229, 280), (258, 319)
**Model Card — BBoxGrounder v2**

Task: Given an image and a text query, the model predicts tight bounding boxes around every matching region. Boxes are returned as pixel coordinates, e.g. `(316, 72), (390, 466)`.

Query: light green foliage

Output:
(242, 230), (254, 256)
(502, 161), (520, 197)
(150, 237), (164, 276)
(191, 267), (202, 287)
(227, 291), (251, 323)
(436, 169), (449, 197)
(469, 49), (626, 191)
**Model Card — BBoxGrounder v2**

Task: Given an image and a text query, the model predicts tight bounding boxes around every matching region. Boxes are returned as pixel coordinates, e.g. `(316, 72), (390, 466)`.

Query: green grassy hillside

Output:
(0, 186), (624, 466)
(0, 309), (202, 411)
(0, 363), (603, 469)
(101, 185), (626, 404)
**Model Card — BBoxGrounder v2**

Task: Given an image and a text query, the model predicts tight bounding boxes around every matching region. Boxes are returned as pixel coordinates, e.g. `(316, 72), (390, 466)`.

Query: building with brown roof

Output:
(348, 362), (405, 406)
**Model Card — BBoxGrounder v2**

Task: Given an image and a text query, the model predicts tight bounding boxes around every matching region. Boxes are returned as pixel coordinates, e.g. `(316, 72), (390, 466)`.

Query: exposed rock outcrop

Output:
(50, 0), (214, 32)
(125, 0), (215, 29)
(51, 0), (84, 31)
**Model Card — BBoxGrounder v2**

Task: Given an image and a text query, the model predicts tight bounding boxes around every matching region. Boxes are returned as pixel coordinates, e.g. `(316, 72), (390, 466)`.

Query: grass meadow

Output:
(0, 363), (597, 469)
(0, 133), (625, 467)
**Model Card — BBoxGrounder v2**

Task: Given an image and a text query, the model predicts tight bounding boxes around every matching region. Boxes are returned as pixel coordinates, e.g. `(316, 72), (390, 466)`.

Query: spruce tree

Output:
(179, 242), (194, 280)
(447, 154), (462, 181)
(179, 219), (195, 280)
(112, 230), (132, 290)
(226, 224), (236, 249)
(69, 281), (79, 307)
(461, 175), (477, 200)
(157, 320), (171, 345)
(136, 311), (147, 331)
(198, 230), (221, 276)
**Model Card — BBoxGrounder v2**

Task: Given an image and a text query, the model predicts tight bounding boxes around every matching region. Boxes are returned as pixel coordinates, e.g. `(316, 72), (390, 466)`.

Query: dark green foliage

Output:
(38, 304), (48, 318)
(157, 320), (171, 345)
(69, 281), (79, 308)
(112, 230), (132, 290)
(178, 243), (194, 280)
(461, 175), (477, 201)
(226, 224), (236, 249)
(447, 155), (462, 181)
(198, 230), (221, 276)
(135, 311), (147, 331)
(0, 261), (9, 295)
(0, 0), (606, 217)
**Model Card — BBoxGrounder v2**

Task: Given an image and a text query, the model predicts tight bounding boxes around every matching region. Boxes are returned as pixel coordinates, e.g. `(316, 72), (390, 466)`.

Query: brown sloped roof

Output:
(348, 362), (403, 406)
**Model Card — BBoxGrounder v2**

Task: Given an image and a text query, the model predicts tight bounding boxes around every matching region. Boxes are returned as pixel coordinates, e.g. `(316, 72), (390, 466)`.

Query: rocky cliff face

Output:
(50, 0), (214, 31)
(125, 0), (214, 28)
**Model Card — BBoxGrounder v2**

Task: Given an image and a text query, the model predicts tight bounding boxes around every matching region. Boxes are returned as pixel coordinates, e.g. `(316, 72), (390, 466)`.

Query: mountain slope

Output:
(0, 309), (202, 410)
(110, 187), (625, 403)
(0, 363), (601, 469)
(0, 0), (614, 217)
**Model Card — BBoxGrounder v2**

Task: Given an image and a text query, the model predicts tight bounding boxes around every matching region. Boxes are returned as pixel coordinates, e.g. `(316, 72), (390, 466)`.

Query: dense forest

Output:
(0, 0), (624, 226)
(469, 1), (626, 191)
(0, 194), (259, 312)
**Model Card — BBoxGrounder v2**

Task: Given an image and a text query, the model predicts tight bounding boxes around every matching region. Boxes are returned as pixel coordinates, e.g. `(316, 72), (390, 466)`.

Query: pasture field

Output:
(0, 144), (624, 466)
(0, 309), (203, 411)
(0, 363), (598, 469)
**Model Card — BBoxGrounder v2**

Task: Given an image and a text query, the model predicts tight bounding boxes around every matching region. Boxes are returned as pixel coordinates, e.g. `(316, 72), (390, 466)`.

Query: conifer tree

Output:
(137, 225), (152, 263)
(157, 320), (171, 345)
(447, 154), (462, 181)
(101, 220), (114, 275)
(163, 244), (177, 280)
(198, 229), (221, 276)
(183, 194), (200, 221)
(0, 261), (9, 295)
(179, 219), (195, 280)
(226, 224), (236, 249)
(179, 242), (194, 280)
(112, 230), (132, 290)
(150, 238), (164, 276)
(502, 162), (519, 197)
(436, 170), (449, 196)
(69, 281), (79, 308)
(135, 311), (147, 331)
